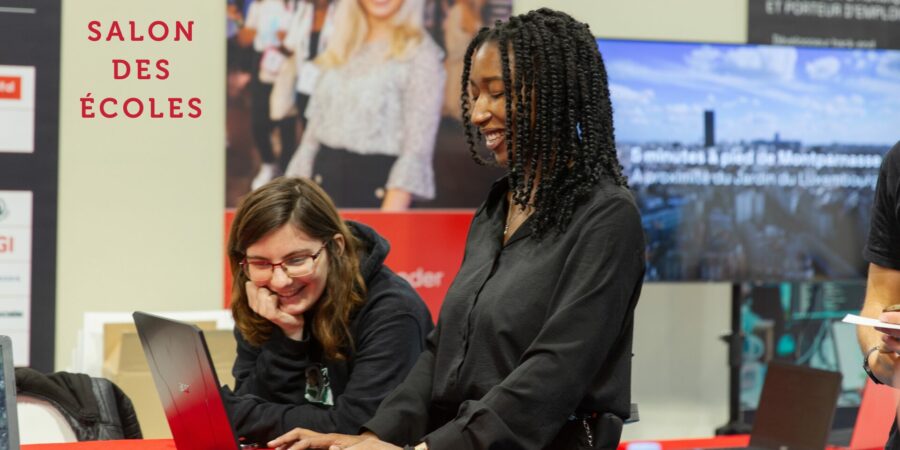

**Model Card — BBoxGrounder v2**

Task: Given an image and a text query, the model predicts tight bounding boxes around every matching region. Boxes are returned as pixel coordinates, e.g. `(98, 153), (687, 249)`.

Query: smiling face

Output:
(358, 0), (405, 21)
(468, 41), (511, 166)
(244, 224), (331, 317)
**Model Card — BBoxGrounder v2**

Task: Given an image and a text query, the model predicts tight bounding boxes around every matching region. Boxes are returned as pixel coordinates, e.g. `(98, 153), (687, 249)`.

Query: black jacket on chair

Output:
(15, 368), (142, 441)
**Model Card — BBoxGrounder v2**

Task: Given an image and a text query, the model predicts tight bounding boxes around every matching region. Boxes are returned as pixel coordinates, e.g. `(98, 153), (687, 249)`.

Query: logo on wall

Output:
(0, 76), (22, 100)
(0, 199), (8, 223)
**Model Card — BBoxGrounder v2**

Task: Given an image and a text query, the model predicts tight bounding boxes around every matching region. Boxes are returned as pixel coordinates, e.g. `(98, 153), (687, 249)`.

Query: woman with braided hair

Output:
(269, 8), (645, 450)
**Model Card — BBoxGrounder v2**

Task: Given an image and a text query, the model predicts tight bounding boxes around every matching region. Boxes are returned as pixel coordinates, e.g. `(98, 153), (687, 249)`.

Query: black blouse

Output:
(364, 177), (646, 449)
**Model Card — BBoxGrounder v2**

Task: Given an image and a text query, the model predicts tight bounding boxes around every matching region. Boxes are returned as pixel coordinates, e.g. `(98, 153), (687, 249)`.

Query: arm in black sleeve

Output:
(231, 326), (311, 403)
(865, 141), (900, 270)
(362, 320), (441, 444)
(423, 193), (645, 449)
(224, 308), (429, 442)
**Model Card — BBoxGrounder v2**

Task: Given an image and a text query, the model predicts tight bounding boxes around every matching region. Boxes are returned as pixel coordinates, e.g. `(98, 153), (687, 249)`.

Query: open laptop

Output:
(133, 311), (259, 450)
(720, 363), (842, 450)
(0, 336), (20, 450)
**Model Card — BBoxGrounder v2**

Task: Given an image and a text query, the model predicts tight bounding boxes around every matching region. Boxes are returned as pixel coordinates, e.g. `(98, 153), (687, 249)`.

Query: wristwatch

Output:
(864, 345), (885, 385)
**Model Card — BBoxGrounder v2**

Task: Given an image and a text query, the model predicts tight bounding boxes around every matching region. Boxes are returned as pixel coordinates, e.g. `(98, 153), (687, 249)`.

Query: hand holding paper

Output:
(842, 314), (900, 330)
(844, 313), (900, 355)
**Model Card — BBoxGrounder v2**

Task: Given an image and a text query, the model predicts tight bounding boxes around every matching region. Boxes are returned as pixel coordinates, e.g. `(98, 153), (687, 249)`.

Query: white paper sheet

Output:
(842, 313), (900, 330)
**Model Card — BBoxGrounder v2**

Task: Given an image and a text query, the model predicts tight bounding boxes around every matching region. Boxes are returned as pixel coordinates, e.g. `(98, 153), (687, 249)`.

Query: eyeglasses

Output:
(240, 242), (328, 282)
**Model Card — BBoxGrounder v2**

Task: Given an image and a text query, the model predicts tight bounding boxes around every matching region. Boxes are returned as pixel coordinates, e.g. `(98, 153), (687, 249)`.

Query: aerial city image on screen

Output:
(600, 39), (900, 281)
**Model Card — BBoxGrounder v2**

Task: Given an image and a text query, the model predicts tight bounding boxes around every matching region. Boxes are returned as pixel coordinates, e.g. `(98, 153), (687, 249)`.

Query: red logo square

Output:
(0, 76), (22, 100)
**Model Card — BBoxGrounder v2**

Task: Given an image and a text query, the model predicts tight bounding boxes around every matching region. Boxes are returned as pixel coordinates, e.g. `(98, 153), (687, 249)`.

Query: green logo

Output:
(304, 365), (333, 406)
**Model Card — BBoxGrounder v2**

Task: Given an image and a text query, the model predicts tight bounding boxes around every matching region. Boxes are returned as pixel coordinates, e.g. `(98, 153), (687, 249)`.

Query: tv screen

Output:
(599, 39), (900, 281)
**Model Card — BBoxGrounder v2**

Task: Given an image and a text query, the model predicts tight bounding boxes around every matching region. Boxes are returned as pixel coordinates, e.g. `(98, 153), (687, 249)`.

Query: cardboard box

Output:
(102, 323), (237, 439)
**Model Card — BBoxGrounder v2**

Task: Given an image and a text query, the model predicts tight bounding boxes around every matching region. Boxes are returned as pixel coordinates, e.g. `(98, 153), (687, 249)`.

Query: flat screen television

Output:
(599, 39), (900, 281)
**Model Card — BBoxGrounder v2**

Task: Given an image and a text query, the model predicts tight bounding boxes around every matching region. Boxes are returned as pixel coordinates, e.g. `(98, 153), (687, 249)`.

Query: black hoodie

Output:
(222, 221), (433, 442)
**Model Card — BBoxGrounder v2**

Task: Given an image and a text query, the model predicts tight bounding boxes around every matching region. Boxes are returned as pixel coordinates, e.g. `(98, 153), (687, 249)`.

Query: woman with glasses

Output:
(269, 8), (645, 450)
(222, 176), (433, 443)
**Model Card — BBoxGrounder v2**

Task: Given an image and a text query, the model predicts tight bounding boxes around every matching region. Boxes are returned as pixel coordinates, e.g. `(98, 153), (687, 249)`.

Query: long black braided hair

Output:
(460, 8), (626, 238)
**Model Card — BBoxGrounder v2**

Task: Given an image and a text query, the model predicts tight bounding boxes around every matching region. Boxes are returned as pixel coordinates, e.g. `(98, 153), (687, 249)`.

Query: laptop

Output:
(720, 363), (842, 450)
(0, 336), (20, 450)
(133, 311), (259, 450)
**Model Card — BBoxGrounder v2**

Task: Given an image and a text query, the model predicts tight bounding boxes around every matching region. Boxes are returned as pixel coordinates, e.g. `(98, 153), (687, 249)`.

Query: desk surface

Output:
(23, 436), (751, 450)
(23, 440), (176, 450)
(619, 435), (751, 450)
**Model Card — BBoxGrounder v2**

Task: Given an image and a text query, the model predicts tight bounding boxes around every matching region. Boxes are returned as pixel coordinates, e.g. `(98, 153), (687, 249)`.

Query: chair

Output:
(626, 403), (640, 424)
(16, 395), (78, 444)
(15, 367), (143, 441)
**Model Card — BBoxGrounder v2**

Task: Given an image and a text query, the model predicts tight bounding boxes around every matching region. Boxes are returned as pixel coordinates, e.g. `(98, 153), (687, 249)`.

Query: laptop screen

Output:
(0, 346), (8, 450)
(133, 312), (238, 450)
(0, 336), (18, 450)
(751, 363), (842, 450)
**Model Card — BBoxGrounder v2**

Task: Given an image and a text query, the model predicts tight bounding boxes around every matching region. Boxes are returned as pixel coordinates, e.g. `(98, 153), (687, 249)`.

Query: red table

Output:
(23, 436), (751, 450)
(23, 441), (176, 450)
(22, 441), (278, 450)
(619, 435), (750, 450)
(20, 434), (864, 450)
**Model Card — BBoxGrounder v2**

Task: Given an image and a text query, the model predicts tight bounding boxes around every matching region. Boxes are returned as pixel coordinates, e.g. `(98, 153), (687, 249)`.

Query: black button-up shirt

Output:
(364, 177), (646, 449)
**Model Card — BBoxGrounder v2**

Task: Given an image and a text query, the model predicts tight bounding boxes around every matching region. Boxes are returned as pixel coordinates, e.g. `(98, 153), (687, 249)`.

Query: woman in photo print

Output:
(221, 177), (433, 443)
(237, 0), (299, 190)
(284, 0), (446, 210)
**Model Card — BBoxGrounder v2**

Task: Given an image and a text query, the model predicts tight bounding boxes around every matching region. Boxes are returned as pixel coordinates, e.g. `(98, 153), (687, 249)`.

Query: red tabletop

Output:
(20, 434), (861, 450)
(22, 440), (177, 450)
(619, 435), (751, 450)
(21, 440), (281, 450)
(619, 435), (851, 450)
(24, 436), (750, 450)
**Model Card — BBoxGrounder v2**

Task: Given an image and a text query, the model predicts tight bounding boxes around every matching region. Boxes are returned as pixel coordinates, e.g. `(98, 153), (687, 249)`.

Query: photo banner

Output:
(0, 0), (61, 371)
(748, 0), (900, 49)
(224, 0), (514, 313)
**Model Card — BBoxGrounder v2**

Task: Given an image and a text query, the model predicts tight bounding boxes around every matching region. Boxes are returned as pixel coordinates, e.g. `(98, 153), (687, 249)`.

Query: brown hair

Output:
(228, 177), (366, 360)
(316, 0), (426, 68)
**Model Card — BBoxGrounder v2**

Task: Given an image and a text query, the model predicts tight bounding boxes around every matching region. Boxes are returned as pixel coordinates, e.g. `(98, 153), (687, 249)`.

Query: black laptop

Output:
(718, 362), (842, 450)
(132, 311), (245, 450)
(0, 336), (19, 450)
